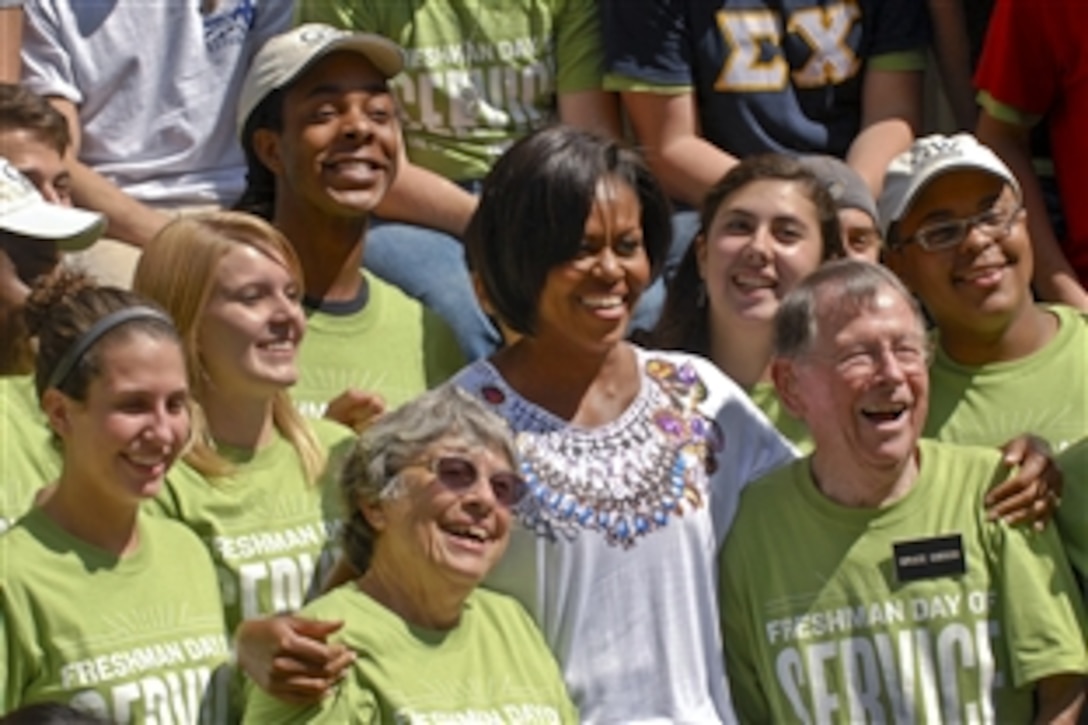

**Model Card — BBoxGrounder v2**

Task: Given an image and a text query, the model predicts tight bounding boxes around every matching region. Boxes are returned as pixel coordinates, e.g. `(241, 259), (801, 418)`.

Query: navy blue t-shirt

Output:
(602, 0), (929, 158)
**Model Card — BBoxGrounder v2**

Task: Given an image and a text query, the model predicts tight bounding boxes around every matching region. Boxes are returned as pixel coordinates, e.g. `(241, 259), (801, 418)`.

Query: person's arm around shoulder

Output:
(984, 435), (1064, 530)
(621, 90), (738, 207)
(372, 138), (478, 238)
(234, 614), (355, 706)
(243, 671), (378, 725)
(324, 388), (386, 433)
(846, 62), (923, 198)
(601, 0), (737, 206)
(242, 652), (377, 725)
(554, 0), (621, 138)
(926, 0), (977, 130)
(1034, 675), (1086, 724)
(238, 593), (373, 724)
(48, 97), (171, 248)
(558, 89), (621, 140)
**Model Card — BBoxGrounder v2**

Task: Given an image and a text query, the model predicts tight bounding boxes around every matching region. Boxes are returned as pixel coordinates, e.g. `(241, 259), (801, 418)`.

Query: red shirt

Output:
(975, 0), (1088, 283)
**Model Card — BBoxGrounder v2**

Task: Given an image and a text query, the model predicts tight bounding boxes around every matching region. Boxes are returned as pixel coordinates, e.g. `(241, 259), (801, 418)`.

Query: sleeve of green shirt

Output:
(990, 516), (1088, 687)
(867, 49), (927, 73)
(555, 0), (606, 93)
(977, 90), (1042, 127)
(719, 514), (773, 724)
(1056, 438), (1088, 588)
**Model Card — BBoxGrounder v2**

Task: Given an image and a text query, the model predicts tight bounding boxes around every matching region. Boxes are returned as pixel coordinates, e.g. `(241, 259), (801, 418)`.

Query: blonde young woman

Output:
(133, 211), (356, 638)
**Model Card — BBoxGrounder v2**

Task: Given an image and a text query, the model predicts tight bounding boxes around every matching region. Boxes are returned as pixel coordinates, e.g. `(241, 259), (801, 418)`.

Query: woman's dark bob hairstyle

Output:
(465, 125), (672, 336)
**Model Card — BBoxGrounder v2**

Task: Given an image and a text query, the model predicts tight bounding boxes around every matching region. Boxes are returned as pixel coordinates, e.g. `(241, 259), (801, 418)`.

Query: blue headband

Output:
(45, 306), (174, 391)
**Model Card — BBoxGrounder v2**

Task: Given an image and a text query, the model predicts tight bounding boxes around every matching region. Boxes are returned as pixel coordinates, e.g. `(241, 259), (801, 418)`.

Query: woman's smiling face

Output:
(697, 178), (825, 329)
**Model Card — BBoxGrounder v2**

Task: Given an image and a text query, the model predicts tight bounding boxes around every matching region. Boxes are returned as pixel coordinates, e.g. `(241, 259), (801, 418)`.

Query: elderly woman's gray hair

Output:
(774, 259), (926, 359)
(339, 384), (520, 572)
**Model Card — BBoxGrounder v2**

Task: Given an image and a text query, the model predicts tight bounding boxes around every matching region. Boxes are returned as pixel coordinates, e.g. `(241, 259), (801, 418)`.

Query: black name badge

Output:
(893, 534), (966, 583)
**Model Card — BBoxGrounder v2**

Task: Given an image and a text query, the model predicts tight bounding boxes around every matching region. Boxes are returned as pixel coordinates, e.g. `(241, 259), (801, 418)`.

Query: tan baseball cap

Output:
(237, 23), (404, 137)
(0, 157), (104, 250)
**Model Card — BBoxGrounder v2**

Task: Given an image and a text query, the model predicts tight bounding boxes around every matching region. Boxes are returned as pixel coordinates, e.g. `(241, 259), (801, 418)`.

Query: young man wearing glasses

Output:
(879, 132), (1088, 461)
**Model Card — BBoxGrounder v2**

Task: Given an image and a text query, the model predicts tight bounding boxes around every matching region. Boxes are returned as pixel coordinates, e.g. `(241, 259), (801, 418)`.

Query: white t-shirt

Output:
(20, 0), (292, 206)
(453, 346), (798, 724)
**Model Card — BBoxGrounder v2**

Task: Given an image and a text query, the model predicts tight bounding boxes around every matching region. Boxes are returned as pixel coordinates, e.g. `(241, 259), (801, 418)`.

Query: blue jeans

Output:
(364, 220), (502, 361)
(629, 209), (700, 335)
(668, 209), (700, 278)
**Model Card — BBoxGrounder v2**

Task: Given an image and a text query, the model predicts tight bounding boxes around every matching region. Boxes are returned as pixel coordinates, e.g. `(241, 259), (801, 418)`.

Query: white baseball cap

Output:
(877, 133), (1021, 239)
(0, 157), (104, 250)
(237, 23), (404, 137)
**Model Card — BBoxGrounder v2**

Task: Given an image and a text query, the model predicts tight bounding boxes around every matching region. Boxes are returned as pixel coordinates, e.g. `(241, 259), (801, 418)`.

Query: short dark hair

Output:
(648, 153), (843, 353)
(234, 53), (396, 219)
(0, 83), (71, 156)
(466, 125), (672, 336)
(234, 89), (284, 220)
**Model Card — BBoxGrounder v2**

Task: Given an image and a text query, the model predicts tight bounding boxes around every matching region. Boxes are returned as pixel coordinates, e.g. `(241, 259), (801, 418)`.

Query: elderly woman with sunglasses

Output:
(243, 384), (577, 724)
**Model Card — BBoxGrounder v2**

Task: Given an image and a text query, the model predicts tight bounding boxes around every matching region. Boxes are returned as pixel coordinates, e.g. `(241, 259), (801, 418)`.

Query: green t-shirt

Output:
(1056, 437), (1088, 590)
(0, 509), (232, 723)
(925, 304), (1088, 454)
(720, 439), (1088, 723)
(150, 419), (354, 633)
(0, 375), (60, 533)
(243, 585), (578, 723)
(292, 272), (463, 418)
(749, 381), (813, 454)
(299, 0), (604, 182)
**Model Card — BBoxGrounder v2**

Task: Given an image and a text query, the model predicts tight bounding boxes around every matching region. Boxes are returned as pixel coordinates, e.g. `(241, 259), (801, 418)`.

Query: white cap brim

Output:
(0, 200), (105, 251)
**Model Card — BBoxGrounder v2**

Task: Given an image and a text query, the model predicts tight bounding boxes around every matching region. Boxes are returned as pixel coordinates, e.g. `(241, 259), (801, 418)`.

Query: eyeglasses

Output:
(901, 204), (1022, 252)
(832, 342), (931, 381)
(409, 455), (526, 508)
